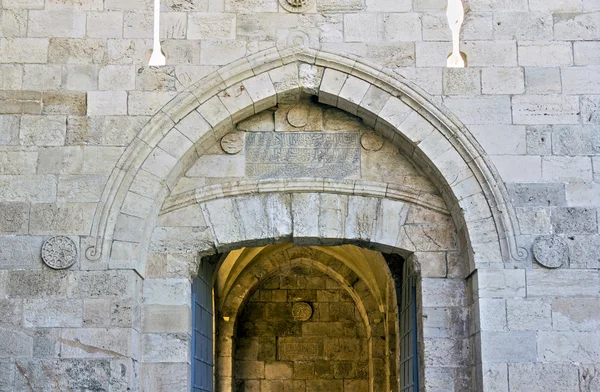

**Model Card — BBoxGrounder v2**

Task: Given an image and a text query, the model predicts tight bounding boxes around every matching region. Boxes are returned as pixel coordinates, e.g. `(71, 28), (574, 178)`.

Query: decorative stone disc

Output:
(279, 0), (313, 13)
(287, 106), (310, 128)
(361, 131), (384, 151)
(532, 235), (569, 269)
(292, 302), (313, 321)
(220, 132), (244, 154)
(41, 236), (78, 270)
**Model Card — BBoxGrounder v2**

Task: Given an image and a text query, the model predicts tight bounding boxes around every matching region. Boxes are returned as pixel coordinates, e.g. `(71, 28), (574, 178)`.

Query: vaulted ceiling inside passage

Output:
(214, 244), (396, 315)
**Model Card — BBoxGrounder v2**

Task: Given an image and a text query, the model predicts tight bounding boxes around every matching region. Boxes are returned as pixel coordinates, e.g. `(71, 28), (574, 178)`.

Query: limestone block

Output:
(37, 146), (84, 175)
(491, 155), (541, 183)
(344, 196), (378, 242)
(460, 41), (518, 67)
(60, 328), (137, 359)
(443, 96), (512, 125)
(292, 193), (320, 242)
(506, 299), (551, 331)
(109, 240), (140, 270)
(0, 328), (33, 358)
(164, 41), (201, 66)
(0, 175), (57, 202)
(268, 63), (300, 104)
(0, 90), (42, 115)
(371, 199), (409, 249)
(113, 213), (145, 243)
(423, 337), (469, 367)
(0, 361), (14, 390)
(8, 270), (68, 298)
(552, 298), (600, 332)
(0, 236), (45, 269)
(1, 9), (28, 37)
(515, 207), (552, 235)
(225, 0), (277, 12)
(30, 203), (95, 235)
(525, 67), (562, 94)
(0, 64), (22, 90)
(538, 332), (600, 362)
(581, 95), (600, 124)
(0, 149), (39, 176)
(0, 38), (49, 63)
(481, 67), (524, 95)
(188, 12), (235, 39)
(318, 0), (362, 12)
(98, 65), (136, 91)
(20, 115), (66, 146)
(507, 183), (566, 207)
(218, 83), (254, 123)
(554, 12), (600, 40)
(422, 278), (466, 308)
(160, 12), (188, 39)
(57, 175), (107, 203)
(323, 42), (415, 68)
(479, 331), (537, 363)
(265, 362), (293, 379)
(49, 38), (107, 64)
(585, 0), (600, 10)
(201, 40), (247, 66)
(3, 0), (44, 8)
(562, 66), (600, 94)
(136, 66), (176, 91)
(143, 304), (191, 333)
(86, 11), (123, 38)
(242, 73), (277, 113)
(141, 363), (189, 392)
(83, 298), (111, 327)
(28, 10), (86, 38)
(527, 270), (600, 297)
(344, 13), (378, 42)
(474, 298), (507, 332)
(143, 279), (190, 306)
(319, 68), (347, 107)
(381, 13), (422, 41)
(236, 13), (298, 42)
(525, 126), (551, 155)
(143, 333), (190, 363)
(553, 125), (600, 155)
(46, 0), (104, 9)
(23, 299), (83, 328)
(442, 68), (481, 95)
(542, 156), (592, 182)
(130, 169), (167, 201)
(366, 0), (411, 11)
(123, 11), (152, 39)
(20, 65), (54, 90)
(82, 146), (125, 175)
(470, 125), (526, 155)
(0, 300), (23, 325)
(467, 0), (528, 11)
(512, 95), (579, 125)
(128, 91), (178, 116)
(475, 269), (526, 298)
(68, 270), (140, 299)
(106, 38), (152, 65)
(88, 91), (128, 115)
(0, 202), (29, 234)
(509, 363), (579, 391)
(187, 155), (245, 177)
(494, 12), (553, 40)
(42, 91), (87, 116)
(574, 42), (600, 65)
(0, 116), (19, 145)
(568, 235), (600, 269)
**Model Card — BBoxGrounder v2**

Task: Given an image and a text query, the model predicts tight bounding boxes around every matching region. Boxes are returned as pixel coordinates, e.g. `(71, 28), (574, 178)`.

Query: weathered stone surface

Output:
(24, 299), (83, 328)
(30, 203), (96, 235)
(68, 271), (140, 299)
(538, 332), (600, 362)
(143, 333), (189, 363)
(552, 298), (600, 332)
(551, 207), (597, 234)
(509, 363), (579, 392)
(8, 270), (68, 298)
(527, 270), (600, 297)
(507, 183), (566, 207)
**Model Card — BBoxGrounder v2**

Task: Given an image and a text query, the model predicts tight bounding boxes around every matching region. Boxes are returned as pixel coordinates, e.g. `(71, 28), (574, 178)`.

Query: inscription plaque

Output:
(245, 132), (360, 179)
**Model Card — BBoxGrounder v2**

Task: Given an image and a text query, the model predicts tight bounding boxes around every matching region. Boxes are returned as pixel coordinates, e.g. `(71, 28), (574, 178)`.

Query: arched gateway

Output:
(83, 47), (525, 391)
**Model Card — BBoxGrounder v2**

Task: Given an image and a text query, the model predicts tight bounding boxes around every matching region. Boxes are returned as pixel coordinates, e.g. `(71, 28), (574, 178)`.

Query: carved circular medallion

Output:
(220, 132), (244, 154)
(292, 302), (313, 321)
(287, 106), (310, 128)
(41, 236), (78, 270)
(361, 131), (384, 151)
(279, 0), (313, 13)
(532, 235), (569, 269)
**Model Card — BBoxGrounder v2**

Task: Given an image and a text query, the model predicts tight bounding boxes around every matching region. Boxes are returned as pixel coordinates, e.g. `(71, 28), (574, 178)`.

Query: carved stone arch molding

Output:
(84, 45), (525, 274)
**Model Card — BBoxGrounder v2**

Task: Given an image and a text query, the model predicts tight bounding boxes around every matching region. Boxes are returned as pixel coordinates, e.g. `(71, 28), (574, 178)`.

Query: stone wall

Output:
(1, 0), (600, 391)
(234, 266), (369, 392)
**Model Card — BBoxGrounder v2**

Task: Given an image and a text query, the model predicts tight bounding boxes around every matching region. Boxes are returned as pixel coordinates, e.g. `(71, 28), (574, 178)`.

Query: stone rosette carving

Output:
(221, 132), (244, 154)
(292, 302), (313, 321)
(41, 236), (78, 270)
(279, 0), (313, 13)
(532, 235), (569, 269)
(361, 131), (384, 151)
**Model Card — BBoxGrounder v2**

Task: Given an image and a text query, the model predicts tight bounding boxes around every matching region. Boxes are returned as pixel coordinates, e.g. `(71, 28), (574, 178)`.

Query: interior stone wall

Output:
(234, 266), (369, 392)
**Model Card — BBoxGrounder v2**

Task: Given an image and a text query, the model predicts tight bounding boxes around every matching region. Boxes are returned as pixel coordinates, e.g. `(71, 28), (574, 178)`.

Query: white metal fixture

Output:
(149, 0), (166, 66)
(446, 0), (465, 68)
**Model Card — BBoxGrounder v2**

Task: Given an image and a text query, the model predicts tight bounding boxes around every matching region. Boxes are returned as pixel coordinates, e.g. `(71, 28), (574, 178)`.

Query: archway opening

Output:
(191, 244), (422, 392)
